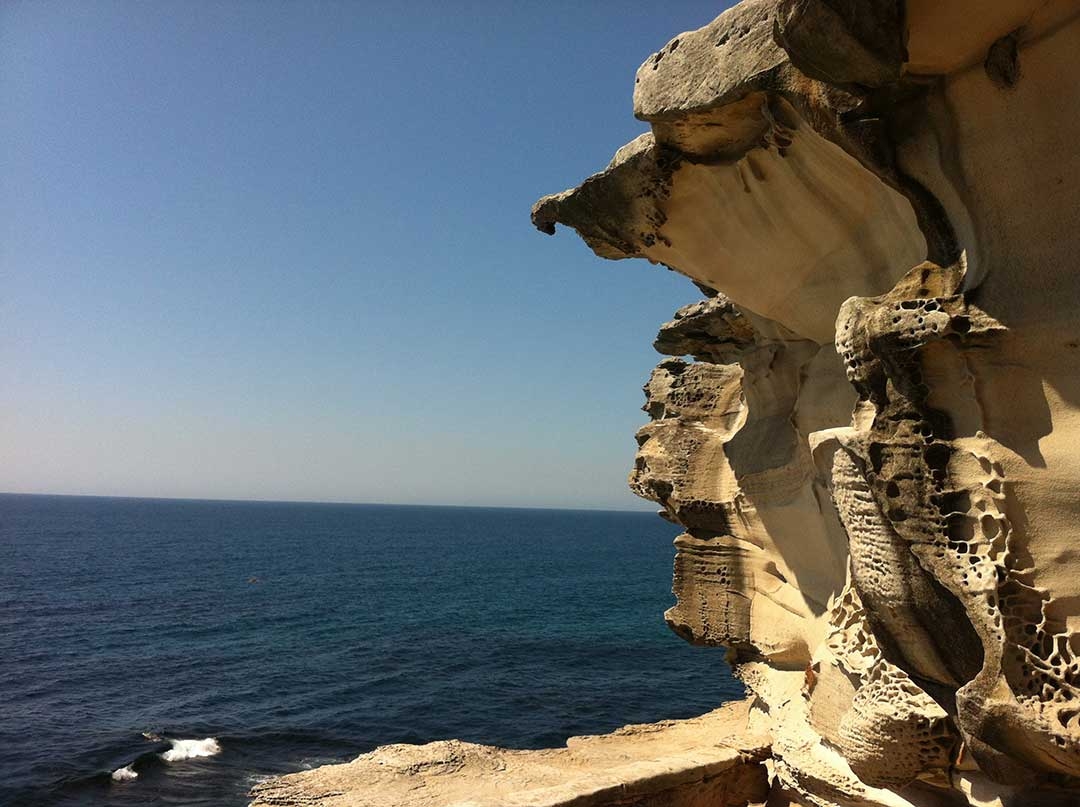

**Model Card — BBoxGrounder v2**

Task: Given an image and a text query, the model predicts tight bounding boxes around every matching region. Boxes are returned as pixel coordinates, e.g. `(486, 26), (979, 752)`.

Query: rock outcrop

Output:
(530, 1), (1080, 805)
(250, 701), (770, 807)
(252, 2), (1080, 805)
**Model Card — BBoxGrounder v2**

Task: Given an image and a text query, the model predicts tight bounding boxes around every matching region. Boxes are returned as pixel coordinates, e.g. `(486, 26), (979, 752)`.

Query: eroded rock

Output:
(249, 702), (770, 807)
(253, 2), (1080, 805)
(532, 1), (1080, 805)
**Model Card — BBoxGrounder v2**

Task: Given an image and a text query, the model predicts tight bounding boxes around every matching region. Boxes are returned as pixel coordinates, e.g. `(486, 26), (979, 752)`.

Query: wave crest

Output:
(111, 764), (138, 782)
(160, 737), (221, 762)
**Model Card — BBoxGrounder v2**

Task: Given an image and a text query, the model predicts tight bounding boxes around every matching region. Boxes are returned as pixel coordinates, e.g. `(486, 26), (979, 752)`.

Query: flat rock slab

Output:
(249, 700), (770, 807)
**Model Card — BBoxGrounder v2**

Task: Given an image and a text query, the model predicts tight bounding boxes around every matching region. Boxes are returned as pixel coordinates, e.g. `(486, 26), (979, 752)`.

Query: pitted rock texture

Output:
(532, 1), (1080, 805)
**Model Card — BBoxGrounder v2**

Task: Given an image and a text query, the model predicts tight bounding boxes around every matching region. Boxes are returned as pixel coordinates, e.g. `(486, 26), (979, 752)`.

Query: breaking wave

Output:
(110, 765), (138, 782)
(160, 737), (222, 762)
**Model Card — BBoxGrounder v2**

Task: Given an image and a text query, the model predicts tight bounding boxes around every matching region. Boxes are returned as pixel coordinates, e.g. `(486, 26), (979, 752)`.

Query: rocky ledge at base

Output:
(253, 1), (1080, 805)
(249, 701), (769, 807)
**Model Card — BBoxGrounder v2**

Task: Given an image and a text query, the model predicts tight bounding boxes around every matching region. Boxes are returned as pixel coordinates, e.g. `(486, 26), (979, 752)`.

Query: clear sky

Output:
(1, 1), (730, 510)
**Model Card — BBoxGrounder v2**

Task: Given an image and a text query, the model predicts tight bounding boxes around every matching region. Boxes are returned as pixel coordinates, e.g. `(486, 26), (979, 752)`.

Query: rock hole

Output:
(985, 30), (1021, 88)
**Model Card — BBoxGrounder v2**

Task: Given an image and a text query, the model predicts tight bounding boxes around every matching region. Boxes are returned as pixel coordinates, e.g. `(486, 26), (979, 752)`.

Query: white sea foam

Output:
(160, 737), (222, 762)
(111, 764), (138, 782)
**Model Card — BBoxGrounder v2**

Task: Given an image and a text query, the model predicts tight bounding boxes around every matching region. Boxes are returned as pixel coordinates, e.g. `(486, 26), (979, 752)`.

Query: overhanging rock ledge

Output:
(253, 2), (1080, 805)
(535, 0), (1080, 804)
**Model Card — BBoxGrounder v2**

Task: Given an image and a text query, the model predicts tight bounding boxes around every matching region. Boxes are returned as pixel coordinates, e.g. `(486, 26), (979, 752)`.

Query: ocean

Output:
(0, 493), (742, 806)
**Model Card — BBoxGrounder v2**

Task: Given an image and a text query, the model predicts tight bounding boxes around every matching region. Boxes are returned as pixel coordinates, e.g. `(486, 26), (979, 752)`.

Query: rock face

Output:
(532, 1), (1080, 805)
(251, 3), (1080, 805)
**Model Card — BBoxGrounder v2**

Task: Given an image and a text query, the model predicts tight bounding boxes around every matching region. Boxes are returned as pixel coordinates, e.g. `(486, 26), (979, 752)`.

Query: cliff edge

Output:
(532, 0), (1080, 803)
(253, 2), (1080, 805)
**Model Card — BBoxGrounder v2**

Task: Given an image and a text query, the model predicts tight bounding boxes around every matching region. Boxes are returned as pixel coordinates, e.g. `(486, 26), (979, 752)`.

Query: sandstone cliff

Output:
(532, 1), (1080, 803)
(252, 2), (1080, 805)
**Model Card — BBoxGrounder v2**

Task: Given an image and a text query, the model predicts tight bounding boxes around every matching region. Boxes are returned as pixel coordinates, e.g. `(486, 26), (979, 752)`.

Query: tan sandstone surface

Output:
(254, 1), (1080, 805)
(249, 701), (769, 807)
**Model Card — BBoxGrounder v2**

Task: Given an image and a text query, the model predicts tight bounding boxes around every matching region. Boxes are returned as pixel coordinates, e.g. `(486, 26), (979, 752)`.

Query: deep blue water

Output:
(0, 493), (741, 806)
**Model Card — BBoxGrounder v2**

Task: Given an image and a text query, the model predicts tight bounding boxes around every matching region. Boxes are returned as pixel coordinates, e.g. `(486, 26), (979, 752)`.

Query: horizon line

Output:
(0, 489), (659, 515)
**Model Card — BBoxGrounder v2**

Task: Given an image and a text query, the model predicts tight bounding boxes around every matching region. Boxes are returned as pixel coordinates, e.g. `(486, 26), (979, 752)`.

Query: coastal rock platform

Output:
(249, 700), (769, 807)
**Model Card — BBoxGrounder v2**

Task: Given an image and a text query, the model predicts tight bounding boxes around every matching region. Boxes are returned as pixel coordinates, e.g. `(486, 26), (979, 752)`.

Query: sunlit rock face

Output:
(250, 702), (771, 807)
(534, 1), (1080, 804)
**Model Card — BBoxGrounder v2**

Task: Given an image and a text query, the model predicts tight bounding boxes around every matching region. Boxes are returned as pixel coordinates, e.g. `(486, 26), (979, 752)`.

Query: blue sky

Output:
(1, 1), (728, 509)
